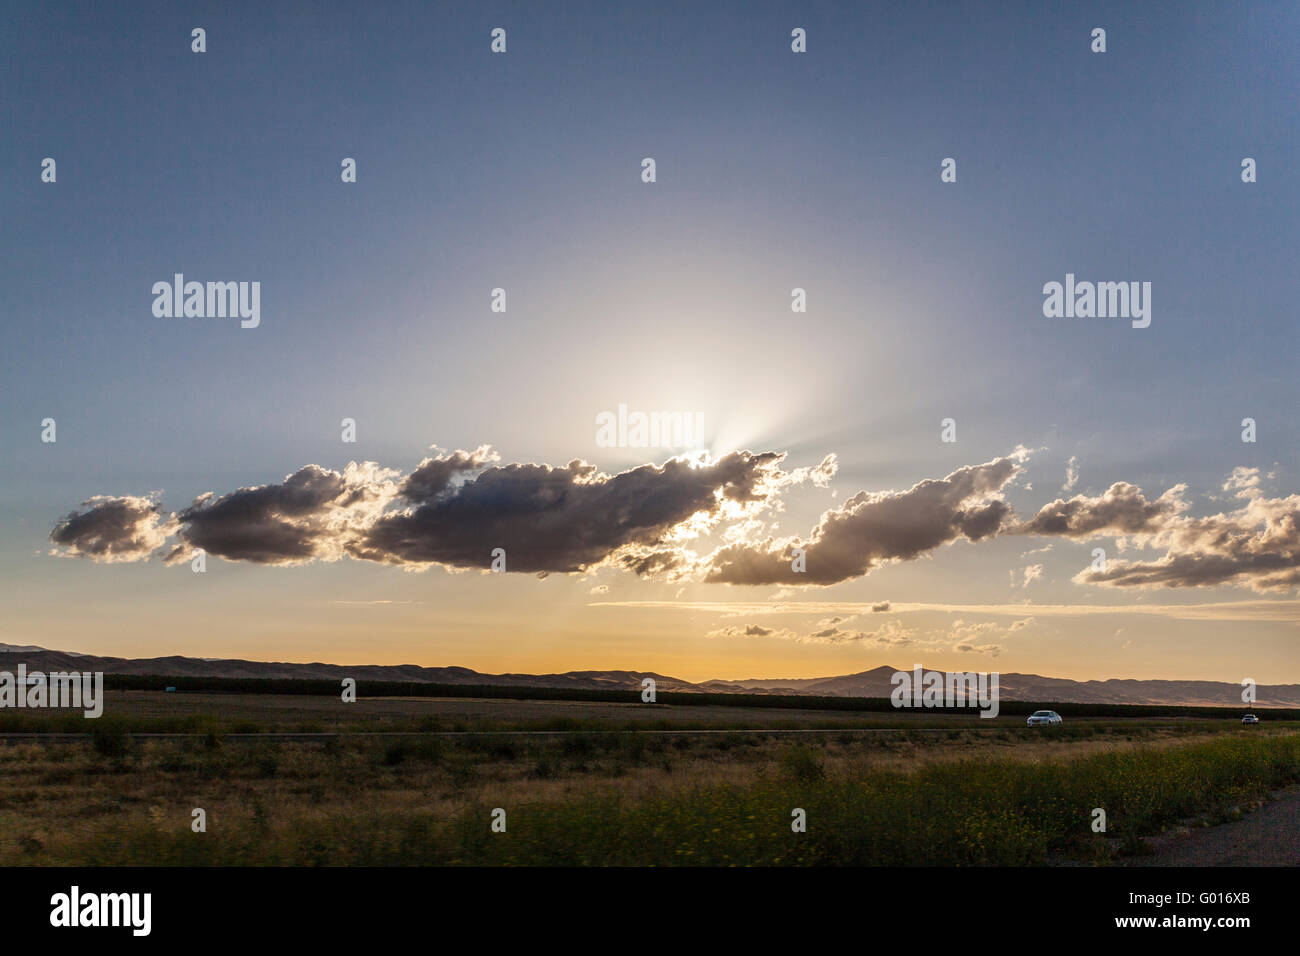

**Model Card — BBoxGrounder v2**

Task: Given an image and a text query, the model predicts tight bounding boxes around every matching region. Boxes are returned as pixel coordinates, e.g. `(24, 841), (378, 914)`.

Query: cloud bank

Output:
(50, 452), (1300, 597)
(51, 447), (790, 577)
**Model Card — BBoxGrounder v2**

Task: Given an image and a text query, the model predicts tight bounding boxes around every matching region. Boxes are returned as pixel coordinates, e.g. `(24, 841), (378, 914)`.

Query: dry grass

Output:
(2, 701), (1290, 865)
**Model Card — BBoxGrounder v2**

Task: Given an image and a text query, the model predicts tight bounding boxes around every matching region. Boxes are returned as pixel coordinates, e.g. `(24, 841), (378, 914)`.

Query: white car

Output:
(1026, 710), (1062, 726)
(1241, 714), (1260, 725)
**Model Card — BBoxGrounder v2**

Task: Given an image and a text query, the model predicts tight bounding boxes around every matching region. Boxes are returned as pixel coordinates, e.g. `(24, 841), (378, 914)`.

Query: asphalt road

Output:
(1127, 787), (1300, 866)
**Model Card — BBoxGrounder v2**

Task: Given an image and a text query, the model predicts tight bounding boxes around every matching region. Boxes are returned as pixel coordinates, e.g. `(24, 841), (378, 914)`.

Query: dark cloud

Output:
(617, 548), (689, 578)
(165, 462), (395, 565)
(351, 450), (785, 573)
(1018, 482), (1184, 537)
(399, 445), (498, 501)
(1077, 553), (1292, 591)
(48, 447), (791, 575)
(701, 453), (1026, 585)
(49, 495), (175, 563)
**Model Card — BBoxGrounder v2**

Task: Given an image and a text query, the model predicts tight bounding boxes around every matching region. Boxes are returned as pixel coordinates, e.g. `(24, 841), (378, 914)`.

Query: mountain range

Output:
(0, 644), (1294, 707)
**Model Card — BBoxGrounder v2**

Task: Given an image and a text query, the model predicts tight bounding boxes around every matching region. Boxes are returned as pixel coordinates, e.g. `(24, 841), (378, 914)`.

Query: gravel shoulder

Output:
(1124, 786), (1300, 866)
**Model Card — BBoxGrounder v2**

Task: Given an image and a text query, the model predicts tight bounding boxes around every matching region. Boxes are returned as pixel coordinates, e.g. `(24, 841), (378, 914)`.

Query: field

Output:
(2, 690), (1297, 866)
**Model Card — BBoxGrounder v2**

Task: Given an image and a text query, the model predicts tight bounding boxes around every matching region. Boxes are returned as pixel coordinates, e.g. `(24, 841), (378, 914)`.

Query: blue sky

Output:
(2, 1), (1298, 682)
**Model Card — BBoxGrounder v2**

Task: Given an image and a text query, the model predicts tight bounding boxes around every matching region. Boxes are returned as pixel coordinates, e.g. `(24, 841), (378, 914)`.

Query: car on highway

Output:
(1241, 714), (1260, 725)
(1026, 710), (1062, 726)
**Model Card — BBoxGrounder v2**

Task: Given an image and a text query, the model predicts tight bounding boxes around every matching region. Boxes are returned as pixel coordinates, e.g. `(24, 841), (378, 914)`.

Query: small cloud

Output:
(1063, 455), (1080, 491)
(49, 495), (177, 563)
(954, 642), (1002, 657)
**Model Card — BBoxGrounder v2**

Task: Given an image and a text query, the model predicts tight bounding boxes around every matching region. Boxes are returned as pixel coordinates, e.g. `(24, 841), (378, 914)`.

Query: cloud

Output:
(1026, 468), (1300, 594)
(783, 454), (839, 489)
(46, 448), (1026, 586)
(953, 641), (1001, 656)
(948, 619), (1017, 656)
(398, 445), (499, 501)
(860, 620), (917, 648)
(1078, 547), (1300, 592)
(1222, 465), (1262, 501)
(1063, 455), (1079, 492)
(164, 461), (398, 566)
(701, 452), (1029, 586)
(1018, 482), (1186, 538)
(50, 447), (790, 577)
(590, 598), (1300, 622)
(708, 619), (916, 647)
(352, 449), (785, 573)
(707, 623), (799, 642)
(49, 495), (176, 563)
(615, 548), (692, 579)
(709, 617), (1009, 654)
(55, 450), (1300, 597)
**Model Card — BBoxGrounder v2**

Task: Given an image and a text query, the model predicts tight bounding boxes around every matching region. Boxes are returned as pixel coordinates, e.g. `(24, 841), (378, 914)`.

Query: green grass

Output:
(29, 731), (1299, 866)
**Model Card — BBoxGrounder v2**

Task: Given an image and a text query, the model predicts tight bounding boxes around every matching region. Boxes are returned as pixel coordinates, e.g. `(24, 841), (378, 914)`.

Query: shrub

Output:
(779, 745), (825, 783)
(91, 726), (130, 758)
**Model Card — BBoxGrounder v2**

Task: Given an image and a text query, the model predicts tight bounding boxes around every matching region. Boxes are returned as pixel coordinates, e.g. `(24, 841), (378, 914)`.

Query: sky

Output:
(2, 1), (1299, 683)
